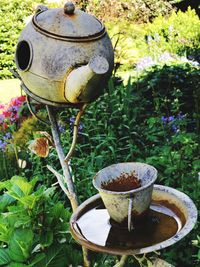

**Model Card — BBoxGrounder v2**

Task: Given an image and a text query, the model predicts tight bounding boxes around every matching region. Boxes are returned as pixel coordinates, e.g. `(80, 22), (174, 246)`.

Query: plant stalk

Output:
(46, 105), (91, 267)
(113, 255), (128, 267)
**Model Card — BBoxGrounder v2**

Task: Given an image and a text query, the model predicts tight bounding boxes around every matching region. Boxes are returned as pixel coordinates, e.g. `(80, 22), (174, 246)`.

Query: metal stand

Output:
(45, 105), (128, 267)
(46, 105), (91, 267)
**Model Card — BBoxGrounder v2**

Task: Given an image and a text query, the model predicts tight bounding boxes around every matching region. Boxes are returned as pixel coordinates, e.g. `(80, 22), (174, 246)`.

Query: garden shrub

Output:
(144, 8), (200, 61)
(0, 0), (45, 79)
(107, 8), (200, 71)
(76, 0), (174, 23)
(0, 175), (83, 266)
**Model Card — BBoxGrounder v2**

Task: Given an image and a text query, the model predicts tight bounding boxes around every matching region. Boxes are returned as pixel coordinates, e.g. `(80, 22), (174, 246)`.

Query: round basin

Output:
(70, 185), (197, 255)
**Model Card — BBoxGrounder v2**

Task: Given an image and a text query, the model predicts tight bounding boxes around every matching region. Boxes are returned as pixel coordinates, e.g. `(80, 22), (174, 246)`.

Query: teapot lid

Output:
(32, 2), (106, 42)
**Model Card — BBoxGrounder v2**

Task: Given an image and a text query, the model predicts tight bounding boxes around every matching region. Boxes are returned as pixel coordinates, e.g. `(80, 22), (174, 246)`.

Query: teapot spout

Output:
(64, 55), (109, 103)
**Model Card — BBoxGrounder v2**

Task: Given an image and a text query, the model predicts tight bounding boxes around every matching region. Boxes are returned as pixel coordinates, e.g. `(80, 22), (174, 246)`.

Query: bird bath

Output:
(14, 2), (198, 266)
(70, 184), (197, 255)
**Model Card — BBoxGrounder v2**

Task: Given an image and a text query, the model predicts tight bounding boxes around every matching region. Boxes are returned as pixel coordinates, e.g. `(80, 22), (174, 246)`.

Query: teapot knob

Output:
(64, 2), (75, 15)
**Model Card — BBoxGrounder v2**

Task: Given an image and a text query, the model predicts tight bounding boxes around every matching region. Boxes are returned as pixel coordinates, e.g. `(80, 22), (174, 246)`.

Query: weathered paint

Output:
(93, 162), (157, 231)
(70, 185), (197, 255)
(15, 3), (114, 105)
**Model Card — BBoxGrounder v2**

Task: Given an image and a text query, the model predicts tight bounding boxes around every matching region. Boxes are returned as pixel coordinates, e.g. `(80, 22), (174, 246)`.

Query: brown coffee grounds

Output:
(101, 172), (141, 192)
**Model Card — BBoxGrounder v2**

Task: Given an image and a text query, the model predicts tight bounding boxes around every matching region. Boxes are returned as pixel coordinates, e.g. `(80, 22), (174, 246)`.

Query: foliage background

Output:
(0, 0), (199, 266)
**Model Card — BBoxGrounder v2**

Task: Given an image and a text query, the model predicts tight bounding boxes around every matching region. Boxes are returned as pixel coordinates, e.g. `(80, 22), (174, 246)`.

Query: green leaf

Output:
(10, 176), (33, 196)
(0, 221), (10, 244)
(34, 245), (67, 267)
(0, 249), (11, 265)
(2, 207), (31, 229)
(0, 194), (15, 212)
(40, 232), (53, 248)
(0, 181), (11, 191)
(29, 253), (46, 266)
(9, 228), (34, 262)
(7, 263), (30, 267)
(18, 195), (38, 209)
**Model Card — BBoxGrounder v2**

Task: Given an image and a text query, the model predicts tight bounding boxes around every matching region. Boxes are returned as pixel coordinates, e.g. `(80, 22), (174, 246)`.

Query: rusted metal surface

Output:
(32, 8), (106, 41)
(15, 2), (114, 106)
(93, 163), (157, 231)
(70, 185), (197, 255)
(64, 2), (75, 15)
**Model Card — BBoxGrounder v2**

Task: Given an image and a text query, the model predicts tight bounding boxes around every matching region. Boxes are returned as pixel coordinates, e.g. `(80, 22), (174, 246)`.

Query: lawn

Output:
(0, 79), (21, 103)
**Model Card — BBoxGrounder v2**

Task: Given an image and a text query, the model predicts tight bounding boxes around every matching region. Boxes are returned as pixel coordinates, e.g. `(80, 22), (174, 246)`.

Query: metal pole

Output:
(46, 105), (90, 267)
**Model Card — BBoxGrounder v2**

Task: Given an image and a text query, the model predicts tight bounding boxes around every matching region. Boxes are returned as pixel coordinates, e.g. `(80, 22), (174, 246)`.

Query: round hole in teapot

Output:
(15, 40), (33, 71)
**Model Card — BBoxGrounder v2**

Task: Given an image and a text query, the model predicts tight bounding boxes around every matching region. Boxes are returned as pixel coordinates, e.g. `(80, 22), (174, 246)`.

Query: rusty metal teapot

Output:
(15, 2), (114, 106)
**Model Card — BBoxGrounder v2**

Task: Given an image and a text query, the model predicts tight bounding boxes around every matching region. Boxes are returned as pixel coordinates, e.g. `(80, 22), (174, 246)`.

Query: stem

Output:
(46, 105), (91, 267)
(46, 105), (78, 210)
(65, 104), (87, 162)
(13, 142), (20, 174)
(113, 255), (128, 267)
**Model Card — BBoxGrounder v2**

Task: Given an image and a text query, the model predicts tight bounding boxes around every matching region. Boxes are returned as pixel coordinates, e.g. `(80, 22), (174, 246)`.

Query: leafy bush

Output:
(76, 0), (174, 23)
(144, 8), (200, 61)
(0, 0), (45, 79)
(107, 8), (200, 71)
(0, 175), (83, 266)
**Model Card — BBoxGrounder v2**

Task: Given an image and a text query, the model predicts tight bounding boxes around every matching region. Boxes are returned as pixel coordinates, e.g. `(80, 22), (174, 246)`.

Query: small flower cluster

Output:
(0, 96), (26, 151)
(161, 113), (185, 133)
(136, 52), (199, 72)
(70, 117), (84, 134)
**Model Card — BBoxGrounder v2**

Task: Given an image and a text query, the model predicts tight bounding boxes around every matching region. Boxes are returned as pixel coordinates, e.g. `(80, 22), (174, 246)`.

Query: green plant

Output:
(0, 0), (45, 79)
(192, 235), (200, 264)
(76, 0), (174, 23)
(0, 175), (83, 266)
(144, 8), (200, 61)
(106, 8), (200, 72)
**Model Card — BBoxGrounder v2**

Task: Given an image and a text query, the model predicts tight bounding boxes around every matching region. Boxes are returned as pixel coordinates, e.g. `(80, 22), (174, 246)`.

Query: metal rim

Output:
(93, 162), (158, 195)
(32, 11), (106, 42)
(70, 185), (198, 255)
(21, 83), (83, 108)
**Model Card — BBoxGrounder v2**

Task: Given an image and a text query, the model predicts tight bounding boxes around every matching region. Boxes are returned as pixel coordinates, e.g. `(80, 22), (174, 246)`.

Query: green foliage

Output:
(192, 235), (200, 264)
(0, 0), (45, 79)
(145, 8), (200, 60)
(107, 8), (200, 71)
(13, 115), (48, 149)
(77, 0), (174, 23)
(46, 61), (199, 265)
(0, 151), (19, 180)
(0, 175), (83, 266)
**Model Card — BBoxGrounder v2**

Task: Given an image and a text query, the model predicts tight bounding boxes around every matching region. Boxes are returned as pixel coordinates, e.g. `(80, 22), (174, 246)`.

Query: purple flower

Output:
(159, 52), (174, 62)
(58, 122), (65, 134)
(168, 116), (175, 122)
(70, 117), (75, 124)
(0, 114), (5, 123)
(136, 56), (156, 71)
(69, 117), (84, 133)
(177, 112), (185, 120)
(0, 140), (7, 151)
(161, 114), (185, 133)
(171, 124), (179, 133)
(161, 116), (168, 123)
(3, 132), (12, 140)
